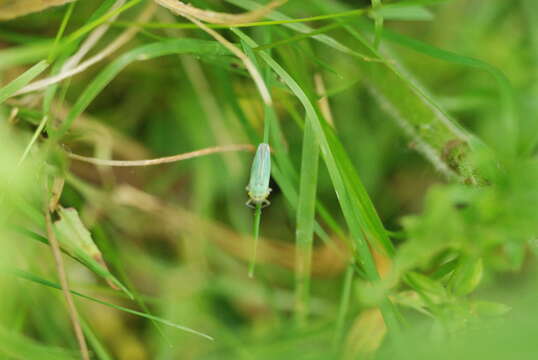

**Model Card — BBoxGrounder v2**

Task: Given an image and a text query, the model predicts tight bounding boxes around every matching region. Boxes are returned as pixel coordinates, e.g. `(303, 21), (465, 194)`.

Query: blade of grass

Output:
(371, 0), (384, 48)
(0, 42), (52, 71)
(0, 60), (48, 104)
(13, 224), (134, 299)
(248, 204), (262, 277)
(80, 319), (113, 360)
(294, 116), (320, 325)
(48, 1), (77, 63)
(61, 0), (143, 50)
(12, 269), (214, 341)
(333, 263), (354, 349)
(51, 38), (232, 139)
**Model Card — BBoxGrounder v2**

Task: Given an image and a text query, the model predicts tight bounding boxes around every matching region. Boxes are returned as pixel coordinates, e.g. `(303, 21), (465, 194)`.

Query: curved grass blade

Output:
(53, 38), (231, 139)
(0, 60), (48, 104)
(12, 269), (214, 341)
(13, 225), (133, 299)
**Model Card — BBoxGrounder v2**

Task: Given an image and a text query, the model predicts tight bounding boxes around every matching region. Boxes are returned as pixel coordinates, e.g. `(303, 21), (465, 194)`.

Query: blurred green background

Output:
(1, 0), (537, 359)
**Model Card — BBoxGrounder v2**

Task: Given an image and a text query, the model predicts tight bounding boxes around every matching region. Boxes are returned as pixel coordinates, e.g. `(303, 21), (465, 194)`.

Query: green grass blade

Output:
(248, 204), (262, 277)
(14, 225), (134, 299)
(80, 319), (113, 360)
(52, 39), (232, 139)
(0, 60), (48, 104)
(12, 269), (214, 341)
(0, 42), (52, 71)
(333, 263), (354, 349)
(48, 1), (76, 63)
(371, 0), (384, 48)
(294, 116), (320, 325)
(61, 0), (143, 51)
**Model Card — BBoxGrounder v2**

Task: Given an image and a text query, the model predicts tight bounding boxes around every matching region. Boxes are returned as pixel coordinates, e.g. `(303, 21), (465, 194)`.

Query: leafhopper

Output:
(246, 143), (272, 208)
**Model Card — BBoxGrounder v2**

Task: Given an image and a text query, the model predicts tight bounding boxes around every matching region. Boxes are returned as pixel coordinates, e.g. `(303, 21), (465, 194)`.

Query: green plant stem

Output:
(333, 263), (354, 348)
(248, 204), (262, 278)
(294, 116), (320, 325)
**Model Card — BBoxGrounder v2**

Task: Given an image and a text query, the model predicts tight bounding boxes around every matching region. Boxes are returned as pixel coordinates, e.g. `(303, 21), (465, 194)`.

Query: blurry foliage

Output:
(0, 0), (537, 359)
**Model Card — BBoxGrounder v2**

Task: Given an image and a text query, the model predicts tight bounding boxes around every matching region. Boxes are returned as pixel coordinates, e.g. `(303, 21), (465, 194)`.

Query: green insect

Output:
(246, 143), (272, 208)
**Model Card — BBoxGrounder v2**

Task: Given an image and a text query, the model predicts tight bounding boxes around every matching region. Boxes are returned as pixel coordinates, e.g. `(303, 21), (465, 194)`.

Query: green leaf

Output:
(53, 206), (133, 299)
(448, 258), (483, 296)
(405, 271), (448, 304)
(294, 114), (320, 324)
(0, 60), (48, 104)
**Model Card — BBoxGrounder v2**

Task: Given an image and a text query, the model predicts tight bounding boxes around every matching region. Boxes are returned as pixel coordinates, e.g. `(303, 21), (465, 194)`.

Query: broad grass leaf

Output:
(53, 206), (132, 297)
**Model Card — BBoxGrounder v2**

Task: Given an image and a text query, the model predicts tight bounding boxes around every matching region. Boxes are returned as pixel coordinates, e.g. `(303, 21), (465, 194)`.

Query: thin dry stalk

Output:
(156, 10), (243, 173)
(62, 0), (127, 71)
(112, 185), (349, 276)
(154, 1), (273, 106)
(154, 0), (286, 25)
(186, 14), (272, 105)
(68, 144), (254, 167)
(44, 193), (89, 360)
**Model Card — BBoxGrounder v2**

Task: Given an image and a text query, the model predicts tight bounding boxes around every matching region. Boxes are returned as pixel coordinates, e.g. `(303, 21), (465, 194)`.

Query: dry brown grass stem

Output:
(44, 190), (90, 360)
(16, 2), (156, 95)
(154, 0), (275, 106)
(154, 0), (286, 25)
(68, 144), (254, 167)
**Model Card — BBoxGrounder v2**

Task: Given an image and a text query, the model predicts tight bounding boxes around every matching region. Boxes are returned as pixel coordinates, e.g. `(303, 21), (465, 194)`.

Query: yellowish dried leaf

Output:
(154, 0), (287, 25)
(344, 308), (387, 360)
(0, 0), (76, 21)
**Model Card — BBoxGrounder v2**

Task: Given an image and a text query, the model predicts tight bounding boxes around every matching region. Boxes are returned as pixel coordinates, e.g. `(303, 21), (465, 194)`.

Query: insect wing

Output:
(248, 143), (271, 194)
